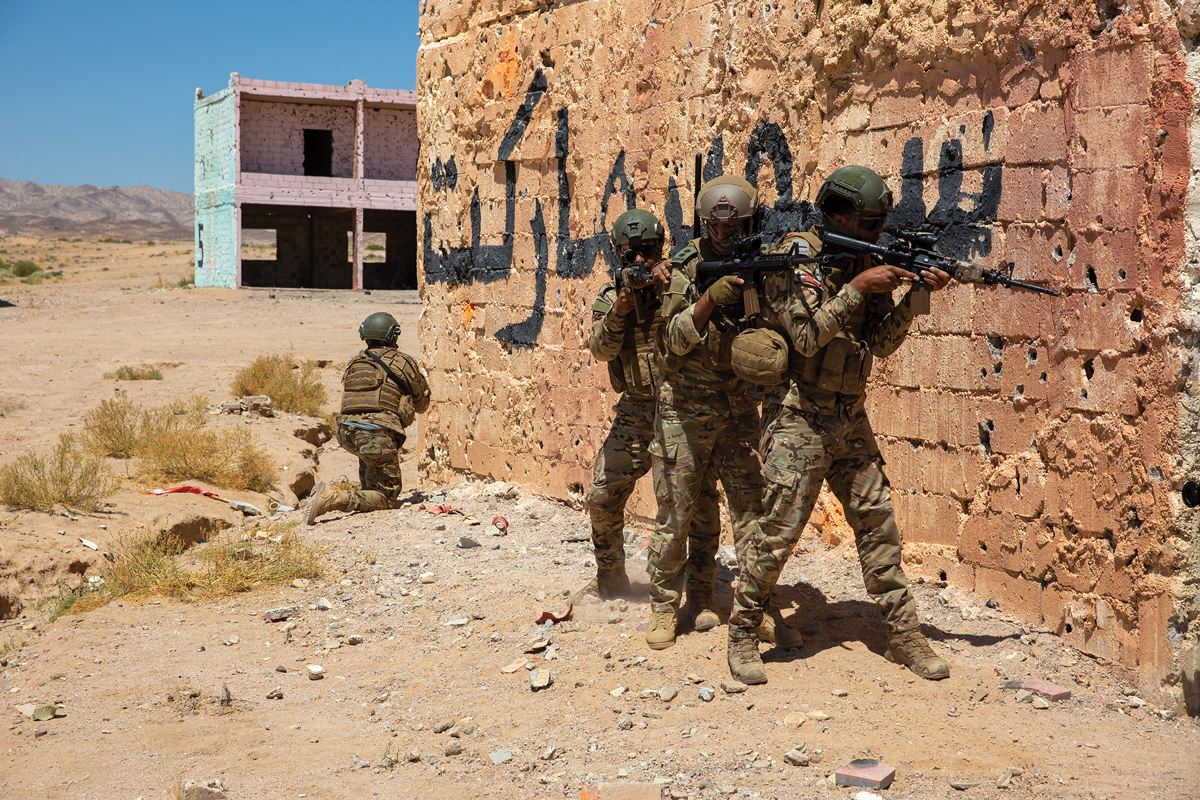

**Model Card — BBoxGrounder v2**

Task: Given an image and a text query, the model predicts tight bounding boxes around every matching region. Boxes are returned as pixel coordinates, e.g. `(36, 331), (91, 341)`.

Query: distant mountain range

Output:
(0, 178), (193, 240)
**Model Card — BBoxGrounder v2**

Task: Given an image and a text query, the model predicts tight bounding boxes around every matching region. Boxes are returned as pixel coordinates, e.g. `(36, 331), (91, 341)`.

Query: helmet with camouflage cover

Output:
(359, 312), (400, 345)
(816, 165), (894, 240)
(696, 175), (758, 255)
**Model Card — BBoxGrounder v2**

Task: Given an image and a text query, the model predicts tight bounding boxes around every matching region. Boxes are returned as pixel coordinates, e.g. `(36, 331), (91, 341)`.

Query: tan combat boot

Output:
(757, 607), (804, 649)
(645, 609), (678, 651)
(683, 591), (720, 631)
(727, 634), (767, 685)
(305, 482), (352, 525)
(596, 565), (632, 599)
(886, 628), (950, 680)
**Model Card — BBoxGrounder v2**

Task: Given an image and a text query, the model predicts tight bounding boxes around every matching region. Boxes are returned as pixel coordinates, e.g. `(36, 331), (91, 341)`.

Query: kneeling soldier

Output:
(307, 312), (431, 524)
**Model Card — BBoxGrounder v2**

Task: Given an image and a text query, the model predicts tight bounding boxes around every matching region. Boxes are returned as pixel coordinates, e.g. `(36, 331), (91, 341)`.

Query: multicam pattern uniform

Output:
(588, 283), (721, 580)
(647, 239), (767, 614)
(336, 347), (431, 509)
(729, 230), (920, 639)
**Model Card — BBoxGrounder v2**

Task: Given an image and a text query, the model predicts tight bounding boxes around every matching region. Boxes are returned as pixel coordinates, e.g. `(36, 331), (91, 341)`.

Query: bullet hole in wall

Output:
(1086, 267), (1098, 292)
(1014, 384), (1024, 400)
(939, 571), (947, 581)
(1130, 307), (1143, 323)
(979, 419), (994, 454)
(1083, 358), (1095, 380)
(1027, 347), (1039, 364)
(1183, 481), (1200, 508)
(1118, 268), (1126, 282)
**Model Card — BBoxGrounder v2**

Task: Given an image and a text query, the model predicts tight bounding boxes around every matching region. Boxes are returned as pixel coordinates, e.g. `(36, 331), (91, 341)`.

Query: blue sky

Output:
(0, 1), (420, 194)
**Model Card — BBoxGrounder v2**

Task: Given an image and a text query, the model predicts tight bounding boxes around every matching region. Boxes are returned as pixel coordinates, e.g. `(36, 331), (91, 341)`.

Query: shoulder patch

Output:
(795, 271), (822, 289)
(591, 283), (617, 313)
(669, 244), (698, 265)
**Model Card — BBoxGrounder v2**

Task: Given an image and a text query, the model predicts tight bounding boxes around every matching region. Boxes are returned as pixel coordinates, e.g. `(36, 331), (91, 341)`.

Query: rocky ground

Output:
(0, 234), (1197, 799)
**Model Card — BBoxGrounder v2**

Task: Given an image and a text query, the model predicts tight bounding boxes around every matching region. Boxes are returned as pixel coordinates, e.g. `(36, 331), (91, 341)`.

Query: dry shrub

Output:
(0, 397), (25, 416)
(82, 394), (274, 492)
(230, 354), (327, 416)
(74, 529), (323, 611)
(141, 426), (275, 492)
(0, 434), (119, 512)
(105, 365), (164, 381)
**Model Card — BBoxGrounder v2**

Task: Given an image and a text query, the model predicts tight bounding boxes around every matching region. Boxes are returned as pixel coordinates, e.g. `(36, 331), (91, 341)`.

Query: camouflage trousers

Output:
(335, 416), (405, 508)
(729, 401), (917, 639)
(647, 400), (765, 614)
(588, 394), (720, 581)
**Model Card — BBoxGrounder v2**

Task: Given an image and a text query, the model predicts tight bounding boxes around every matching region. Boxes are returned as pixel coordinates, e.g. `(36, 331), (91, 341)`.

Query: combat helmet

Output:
(696, 175), (758, 254)
(816, 165), (894, 239)
(359, 312), (400, 346)
(610, 209), (665, 265)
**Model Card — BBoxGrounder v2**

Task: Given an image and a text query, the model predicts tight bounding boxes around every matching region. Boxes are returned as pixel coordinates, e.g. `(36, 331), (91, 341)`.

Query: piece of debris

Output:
(783, 712), (806, 728)
(806, 710), (831, 721)
(535, 604), (573, 624)
(443, 617), (469, 627)
(720, 680), (747, 695)
(420, 572), (436, 584)
(489, 750), (513, 764)
(835, 759), (895, 790)
(1001, 678), (1071, 701)
(458, 536), (480, 549)
(491, 516), (509, 534)
(530, 669), (554, 691)
(501, 658), (527, 674)
(346, 634), (364, 645)
(223, 635), (239, 646)
(32, 704), (60, 721)
(445, 740), (463, 756)
(698, 687), (715, 702)
(784, 749), (810, 766)
(79, 538), (98, 550)
(307, 664), (325, 680)
(266, 688), (284, 700)
(181, 779), (228, 800)
(263, 605), (300, 622)
(524, 638), (551, 654)
(316, 597), (332, 611)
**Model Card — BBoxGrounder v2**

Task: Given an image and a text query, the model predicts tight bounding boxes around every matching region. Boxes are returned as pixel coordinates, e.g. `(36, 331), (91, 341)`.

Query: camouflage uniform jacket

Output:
(658, 238), (756, 411)
(590, 281), (663, 402)
(753, 228), (916, 411)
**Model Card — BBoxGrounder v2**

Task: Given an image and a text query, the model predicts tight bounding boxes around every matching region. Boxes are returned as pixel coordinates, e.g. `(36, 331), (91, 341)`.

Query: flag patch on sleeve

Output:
(796, 272), (822, 289)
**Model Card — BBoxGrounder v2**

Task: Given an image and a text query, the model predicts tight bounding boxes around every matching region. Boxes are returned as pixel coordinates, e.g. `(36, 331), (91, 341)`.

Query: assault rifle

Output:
(618, 263), (658, 324)
(694, 235), (817, 318)
(821, 229), (1062, 297)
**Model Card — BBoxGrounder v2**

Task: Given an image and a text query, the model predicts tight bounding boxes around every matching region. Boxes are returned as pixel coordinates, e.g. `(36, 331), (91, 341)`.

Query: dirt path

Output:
(0, 236), (1197, 799)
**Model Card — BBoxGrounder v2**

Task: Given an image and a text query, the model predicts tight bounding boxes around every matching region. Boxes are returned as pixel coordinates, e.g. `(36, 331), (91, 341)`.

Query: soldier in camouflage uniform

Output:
(726, 165), (952, 684)
(583, 209), (723, 601)
(645, 175), (802, 651)
(307, 312), (431, 524)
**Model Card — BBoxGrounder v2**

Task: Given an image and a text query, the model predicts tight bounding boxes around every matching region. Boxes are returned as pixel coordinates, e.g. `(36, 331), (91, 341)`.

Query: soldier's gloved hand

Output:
(705, 275), (745, 306)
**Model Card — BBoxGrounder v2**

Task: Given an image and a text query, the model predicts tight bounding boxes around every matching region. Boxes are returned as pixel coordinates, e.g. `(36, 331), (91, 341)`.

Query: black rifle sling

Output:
(364, 349), (411, 396)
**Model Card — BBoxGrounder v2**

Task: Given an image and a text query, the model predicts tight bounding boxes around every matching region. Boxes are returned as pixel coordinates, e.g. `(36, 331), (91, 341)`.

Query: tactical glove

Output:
(705, 275), (743, 306)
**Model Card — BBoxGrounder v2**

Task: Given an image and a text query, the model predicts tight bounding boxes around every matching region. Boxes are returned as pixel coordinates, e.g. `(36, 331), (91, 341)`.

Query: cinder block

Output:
(835, 759), (896, 790)
(971, 290), (1055, 340)
(975, 398), (1040, 455)
(1051, 349), (1139, 415)
(1005, 104), (1067, 164)
(1002, 678), (1071, 701)
(1002, 222), (1072, 286)
(1067, 168), (1145, 232)
(870, 92), (924, 129)
(580, 783), (663, 800)
(894, 491), (961, 546)
(915, 281), (974, 336)
(975, 566), (1042, 624)
(1055, 293), (1140, 355)
(996, 166), (1045, 223)
(1071, 44), (1152, 109)
(1070, 106), (1149, 170)
(959, 510), (1021, 573)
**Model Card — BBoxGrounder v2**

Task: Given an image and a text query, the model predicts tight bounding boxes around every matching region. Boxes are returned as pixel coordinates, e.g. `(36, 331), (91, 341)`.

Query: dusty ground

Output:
(0, 235), (1197, 800)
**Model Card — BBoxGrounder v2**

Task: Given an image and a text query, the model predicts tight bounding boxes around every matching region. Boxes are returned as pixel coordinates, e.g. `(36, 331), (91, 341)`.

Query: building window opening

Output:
(364, 233), (386, 262)
(303, 129), (334, 177)
(241, 228), (277, 262)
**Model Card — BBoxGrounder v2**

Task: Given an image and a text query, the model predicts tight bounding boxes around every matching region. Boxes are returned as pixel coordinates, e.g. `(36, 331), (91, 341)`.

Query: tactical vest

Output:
(608, 314), (661, 397)
(772, 232), (875, 397)
(340, 347), (417, 419)
(656, 238), (740, 374)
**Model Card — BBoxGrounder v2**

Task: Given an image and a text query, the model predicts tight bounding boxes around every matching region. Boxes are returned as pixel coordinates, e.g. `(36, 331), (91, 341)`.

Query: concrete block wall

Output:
(240, 100), (356, 178)
(364, 108), (420, 181)
(417, 1), (1200, 712)
(194, 86), (238, 288)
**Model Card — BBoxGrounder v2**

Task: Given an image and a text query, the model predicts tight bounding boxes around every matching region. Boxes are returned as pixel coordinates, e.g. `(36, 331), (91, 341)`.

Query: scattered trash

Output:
(269, 501), (295, 514)
(463, 515), (481, 526)
(529, 669), (554, 691)
(491, 516), (509, 533)
(783, 712), (806, 728)
(227, 500), (262, 516)
(501, 658), (526, 674)
(102, 551), (115, 562)
(835, 759), (895, 790)
(524, 638), (551, 654)
(79, 538), (98, 551)
(32, 704), (62, 721)
(535, 604), (573, 624)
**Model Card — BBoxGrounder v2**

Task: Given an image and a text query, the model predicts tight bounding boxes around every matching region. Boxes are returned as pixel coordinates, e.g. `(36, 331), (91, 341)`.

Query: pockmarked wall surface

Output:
(416, 0), (1200, 712)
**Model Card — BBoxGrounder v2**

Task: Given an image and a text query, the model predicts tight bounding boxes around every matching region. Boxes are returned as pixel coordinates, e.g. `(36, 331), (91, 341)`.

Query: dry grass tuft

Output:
(231, 354), (327, 416)
(0, 434), (119, 511)
(74, 529), (323, 611)
(105, 365), (164, 381)
(0, 396), (25, 416)
(141, 426), (275, 493)
(82, 394), (275, 492)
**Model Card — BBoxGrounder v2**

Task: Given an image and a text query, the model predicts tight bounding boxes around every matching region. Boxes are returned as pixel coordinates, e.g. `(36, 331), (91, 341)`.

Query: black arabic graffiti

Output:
(423, 72), (1001, 347)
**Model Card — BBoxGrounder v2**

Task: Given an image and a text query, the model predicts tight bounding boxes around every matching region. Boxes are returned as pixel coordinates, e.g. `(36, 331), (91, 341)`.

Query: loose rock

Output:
(698, 687), (715, 702)
(445, 740), (463, 756)
(181, 780), (228, 800)
(306, 664), (325, 680)
(316, 597), (332, 611)
(720, 680), (748, 694)
(489, 750), (513, 764)
(266, 688), (283, 700)
(784, 749), (810, 766)
(420, 572), (436, 584)
(530, 669), (554, 691)
(618, 717), (633, 730)
(659, 687), (678, 702)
